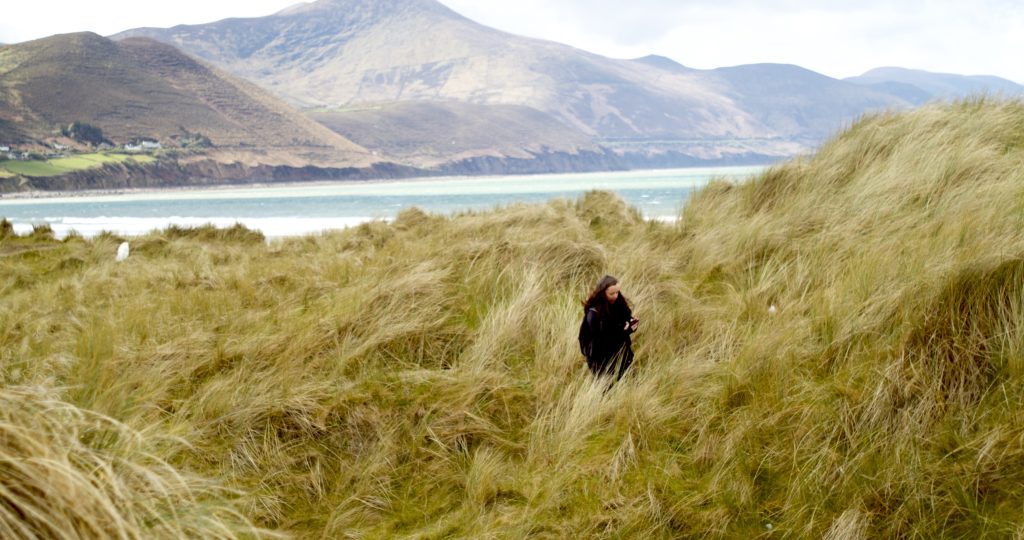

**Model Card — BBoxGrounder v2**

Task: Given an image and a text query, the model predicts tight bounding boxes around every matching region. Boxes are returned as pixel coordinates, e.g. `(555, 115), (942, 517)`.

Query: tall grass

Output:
(0, 386), (274, 539)
(2, 98), (1024, 537)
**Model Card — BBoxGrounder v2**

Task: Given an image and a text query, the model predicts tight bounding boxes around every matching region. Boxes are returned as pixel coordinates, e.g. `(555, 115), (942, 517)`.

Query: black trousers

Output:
(586, 344), (633, 381)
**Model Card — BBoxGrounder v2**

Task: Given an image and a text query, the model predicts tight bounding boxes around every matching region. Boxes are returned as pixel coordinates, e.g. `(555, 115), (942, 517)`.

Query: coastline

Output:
(0, 165), (757, 239)
(0, 165), (762, 204)
(0, 177), (393, 201)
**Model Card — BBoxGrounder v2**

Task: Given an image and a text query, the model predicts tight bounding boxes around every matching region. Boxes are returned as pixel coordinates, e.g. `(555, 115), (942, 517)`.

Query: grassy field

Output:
(0, 153), (155, 177)
(2, 98), (1024, 538)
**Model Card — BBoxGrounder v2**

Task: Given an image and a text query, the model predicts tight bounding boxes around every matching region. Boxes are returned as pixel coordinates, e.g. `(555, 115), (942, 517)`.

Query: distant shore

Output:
(0, 165), (763, 204)
(0, 177), (402, 201)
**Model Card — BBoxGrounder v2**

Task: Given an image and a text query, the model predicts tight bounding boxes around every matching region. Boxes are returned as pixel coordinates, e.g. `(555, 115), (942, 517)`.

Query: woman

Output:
(578, 275), (639, 380)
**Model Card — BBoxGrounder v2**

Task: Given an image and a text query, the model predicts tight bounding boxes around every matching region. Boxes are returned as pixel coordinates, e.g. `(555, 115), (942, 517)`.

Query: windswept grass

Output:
(0, 387), (275, 539)
(2, 98), (1024, 537)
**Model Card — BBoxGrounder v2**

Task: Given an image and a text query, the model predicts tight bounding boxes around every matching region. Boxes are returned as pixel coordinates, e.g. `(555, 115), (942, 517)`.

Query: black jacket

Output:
(578, 297), (634, 366)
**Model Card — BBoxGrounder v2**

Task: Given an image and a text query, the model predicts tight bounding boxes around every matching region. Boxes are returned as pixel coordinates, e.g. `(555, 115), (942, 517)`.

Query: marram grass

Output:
(0, 386), (277, 539)
(2, 98), (1024, 538)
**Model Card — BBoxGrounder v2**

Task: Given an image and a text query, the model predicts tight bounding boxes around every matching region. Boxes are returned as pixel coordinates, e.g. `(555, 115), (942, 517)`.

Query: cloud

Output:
(0, 0), (296, 44)
(3, 0), (1021, 84)
(441, 0), (1024, 83)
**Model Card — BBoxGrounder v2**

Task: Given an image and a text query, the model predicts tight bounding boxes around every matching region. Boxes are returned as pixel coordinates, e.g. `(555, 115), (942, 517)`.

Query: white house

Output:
(124, 143), (142, 152)
(141, 141), (162, 150)
(0, 146), (10, 152)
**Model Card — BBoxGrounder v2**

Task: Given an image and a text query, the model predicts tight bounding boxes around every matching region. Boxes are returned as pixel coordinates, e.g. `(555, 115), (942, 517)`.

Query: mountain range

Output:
(845, 67), (1024, 105)
(108, 0), (868, 164)
(112, 0), (1024, 168)
(2, 0), (1022, 180)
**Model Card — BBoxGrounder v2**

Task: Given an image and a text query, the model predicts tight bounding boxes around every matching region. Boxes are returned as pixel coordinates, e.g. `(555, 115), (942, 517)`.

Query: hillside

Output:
(3, 98), (1024, 537)
(0, 32), (372, 167)
(707, 63), (907, 140)
(310, 101), (598, 166)
(113, 0), (907, 163)
(847, 67), (1024, 104)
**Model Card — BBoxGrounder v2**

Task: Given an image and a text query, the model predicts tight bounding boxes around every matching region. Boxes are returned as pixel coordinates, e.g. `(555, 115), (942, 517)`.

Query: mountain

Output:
(0, 32), (371, 167)
(112, 0), (909, 164)
(113, 0), (762, 139)
(846, 67), (1024, 105)
(631, 55), (693, 75)
(704, 63), (909, 140)
(309, 101), (597, 166)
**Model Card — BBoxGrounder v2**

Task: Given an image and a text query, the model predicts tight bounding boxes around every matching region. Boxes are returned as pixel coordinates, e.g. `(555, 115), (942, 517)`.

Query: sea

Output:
(0, 166), (763, 239)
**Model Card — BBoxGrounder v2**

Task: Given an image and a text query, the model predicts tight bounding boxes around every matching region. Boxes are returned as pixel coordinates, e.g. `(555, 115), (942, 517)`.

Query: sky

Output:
(1, 0), (1021, 84)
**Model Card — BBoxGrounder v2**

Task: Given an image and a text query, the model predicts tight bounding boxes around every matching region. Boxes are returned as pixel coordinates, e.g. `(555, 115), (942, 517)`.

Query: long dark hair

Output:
(582, 275), (629, 316)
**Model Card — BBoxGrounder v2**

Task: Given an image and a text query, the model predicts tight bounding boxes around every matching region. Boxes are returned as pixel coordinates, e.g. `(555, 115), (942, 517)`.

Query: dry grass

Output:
(2, 98), (1024, 537)
(0, 386), (276, 539)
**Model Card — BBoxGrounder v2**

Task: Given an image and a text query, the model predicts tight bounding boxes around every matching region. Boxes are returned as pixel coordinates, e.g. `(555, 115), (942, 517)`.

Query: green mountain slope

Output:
(3, 98), (1024, 537)
(0, 32), (372, 166)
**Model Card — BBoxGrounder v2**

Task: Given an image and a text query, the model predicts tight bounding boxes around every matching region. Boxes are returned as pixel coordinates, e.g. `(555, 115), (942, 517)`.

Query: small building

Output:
(0, 146), (9, 152)
(141, 141), (162, 150)
(124, 143), (142, 152)
(53, 143), (68, 151)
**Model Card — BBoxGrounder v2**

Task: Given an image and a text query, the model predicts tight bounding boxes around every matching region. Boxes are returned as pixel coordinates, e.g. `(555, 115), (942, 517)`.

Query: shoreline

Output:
(0, 177), (401, 201)
(0, 165), (757, 239)
(6, 214), (682, 241)
(0, 165), (762, 204)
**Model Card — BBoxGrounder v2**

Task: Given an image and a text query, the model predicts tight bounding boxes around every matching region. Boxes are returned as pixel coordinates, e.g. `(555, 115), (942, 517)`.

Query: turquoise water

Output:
(0, 166), (762, 238)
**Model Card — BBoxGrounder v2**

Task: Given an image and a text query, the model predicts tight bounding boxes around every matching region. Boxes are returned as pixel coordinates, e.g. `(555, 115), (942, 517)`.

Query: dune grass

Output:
(2, 98), (1024, 537)
(0, 386), (276, 539)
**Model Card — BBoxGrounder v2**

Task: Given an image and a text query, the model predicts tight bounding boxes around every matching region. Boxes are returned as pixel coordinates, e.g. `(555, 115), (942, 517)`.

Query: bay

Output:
(0, 166), (763, 238)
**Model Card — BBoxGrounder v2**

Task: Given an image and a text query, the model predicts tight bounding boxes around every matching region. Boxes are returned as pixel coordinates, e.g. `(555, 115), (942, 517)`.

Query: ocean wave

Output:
(10, 216), (387, 239)
(9, 213), (679, 239)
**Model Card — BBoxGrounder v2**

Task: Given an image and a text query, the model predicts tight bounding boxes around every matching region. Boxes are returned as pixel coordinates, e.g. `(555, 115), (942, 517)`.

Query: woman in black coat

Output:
(578, 275), (639, 380)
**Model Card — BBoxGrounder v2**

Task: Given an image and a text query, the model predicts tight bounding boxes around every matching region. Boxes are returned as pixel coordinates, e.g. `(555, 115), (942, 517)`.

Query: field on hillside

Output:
(2, 99), (1024, 538)
(0, 153), (154, 177)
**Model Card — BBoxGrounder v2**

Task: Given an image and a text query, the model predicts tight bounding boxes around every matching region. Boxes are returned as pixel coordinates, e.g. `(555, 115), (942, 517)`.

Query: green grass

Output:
(0, 153), (153, 177)
(109, 153), (156, 164)
(1, 159), (67, 176)
(2, 98), (1024, 538)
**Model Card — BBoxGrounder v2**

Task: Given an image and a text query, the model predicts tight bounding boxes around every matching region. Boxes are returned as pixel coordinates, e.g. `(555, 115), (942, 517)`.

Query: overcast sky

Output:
(1, 0), (1021, 83)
